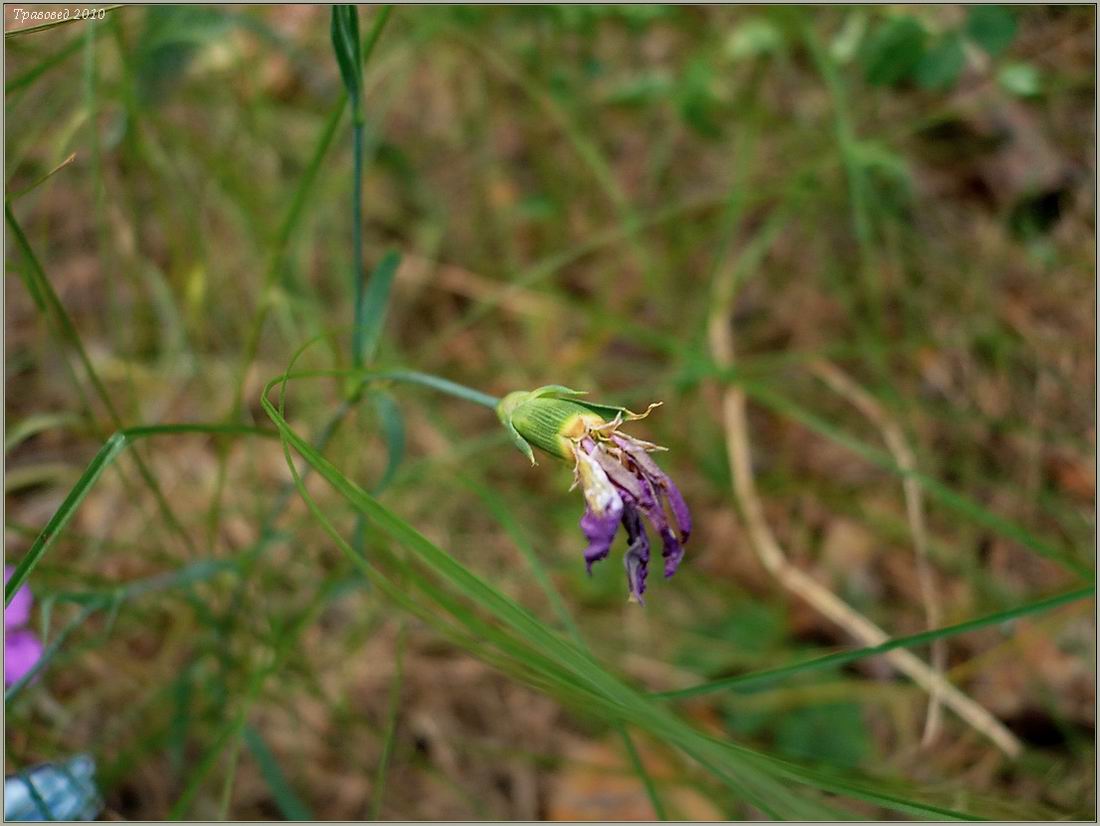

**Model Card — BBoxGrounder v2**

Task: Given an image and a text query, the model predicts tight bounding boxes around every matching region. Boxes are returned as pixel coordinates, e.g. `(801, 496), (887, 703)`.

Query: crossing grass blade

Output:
(6, 203), (199, 557)
(5, 424), (274, 607)
(657, 585), (1095, 700)
(460, 475), (668, 819)
(735, 376), (1093, 578)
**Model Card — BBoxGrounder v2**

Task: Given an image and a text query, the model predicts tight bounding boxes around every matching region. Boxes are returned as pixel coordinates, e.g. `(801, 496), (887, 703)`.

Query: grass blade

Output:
(369, 389), (405, 494)
(356, 250), (402, 368)
(5, 424), (273, 607)
(738, 377), (1092, 578)
(243, 725), (314, 821)
(369, 624), (405, 819)
(330, 6), (362, 119)
(658, 585), (1095, 700)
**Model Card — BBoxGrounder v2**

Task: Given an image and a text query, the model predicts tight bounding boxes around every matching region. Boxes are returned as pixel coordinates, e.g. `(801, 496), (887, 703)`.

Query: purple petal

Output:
(612, 434), (692, 542)
(4, 566), (33, 630)
(5, 628), (43, 688)
(662, 476), (692, 542)
(621, 502), (650, 604)
(625, 473), (684, 578)
(658, 526), (684, 578)
(580, 503), (621, 574)
(576, 444), (624, 573)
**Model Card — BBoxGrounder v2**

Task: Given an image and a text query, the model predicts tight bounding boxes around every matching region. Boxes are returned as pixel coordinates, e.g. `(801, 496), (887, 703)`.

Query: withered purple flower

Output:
(498, 386), (692, 604)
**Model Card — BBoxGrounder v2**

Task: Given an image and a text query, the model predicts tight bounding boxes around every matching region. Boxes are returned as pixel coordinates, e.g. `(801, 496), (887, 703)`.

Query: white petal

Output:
(576, 448), (623, 518)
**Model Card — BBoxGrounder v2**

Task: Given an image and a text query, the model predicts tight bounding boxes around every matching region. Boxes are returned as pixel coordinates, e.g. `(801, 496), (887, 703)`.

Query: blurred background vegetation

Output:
(4, 3), (1095, 820)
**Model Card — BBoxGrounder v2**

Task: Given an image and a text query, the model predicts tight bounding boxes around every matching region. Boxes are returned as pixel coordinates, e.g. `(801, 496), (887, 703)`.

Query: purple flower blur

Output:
(572, 423), (692, 604)
(498, 386), (692, 604)
(5, 567), (43, 688)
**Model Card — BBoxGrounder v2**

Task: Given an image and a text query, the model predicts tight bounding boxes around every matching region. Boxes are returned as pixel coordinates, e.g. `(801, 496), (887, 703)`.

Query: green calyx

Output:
(497, 385), (638, 465)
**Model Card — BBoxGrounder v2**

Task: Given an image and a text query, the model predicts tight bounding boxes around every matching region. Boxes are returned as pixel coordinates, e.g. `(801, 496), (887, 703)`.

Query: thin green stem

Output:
(217, 732), (245, 819)
(620, 729), (669, 820)
(270, 365), (501, 410)
(657, 585), (1095, 701)
(369, 623), (405, 819)
(351, 120), (367, 367)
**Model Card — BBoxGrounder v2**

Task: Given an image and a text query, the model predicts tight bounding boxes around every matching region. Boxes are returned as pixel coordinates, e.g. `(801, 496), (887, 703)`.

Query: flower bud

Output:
(504, 396), (604, 460)
(497, 385), (692, 604)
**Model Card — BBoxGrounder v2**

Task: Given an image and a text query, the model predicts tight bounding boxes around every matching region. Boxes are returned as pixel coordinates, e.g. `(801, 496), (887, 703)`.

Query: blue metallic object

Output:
(4, 754), (102, 821)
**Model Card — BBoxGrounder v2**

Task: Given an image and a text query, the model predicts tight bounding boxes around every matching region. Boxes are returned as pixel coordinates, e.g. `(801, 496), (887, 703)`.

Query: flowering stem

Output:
(346, 4), (392, 368)
(368, 369), (500, 409)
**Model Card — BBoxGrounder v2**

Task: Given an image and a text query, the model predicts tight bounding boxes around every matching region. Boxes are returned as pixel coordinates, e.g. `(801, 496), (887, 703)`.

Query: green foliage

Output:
(260, 369), (983, 820)
(774, 702), (870, 769)
(659, 586), (1094, 701)
(857, 6), (1019, 93)
(999, 61), (1043, 97)
(725, 17), (784, 61)
(859, 15), (927, 87)
(544, 5), (674, 33)
(678, 57), (725, 139)
(368, 389), (406, 494)
(915, 31), (966, 91)
(134, 6), (231, 103)
(966, 5), (1018, 56)
(243, 725), (314, 820)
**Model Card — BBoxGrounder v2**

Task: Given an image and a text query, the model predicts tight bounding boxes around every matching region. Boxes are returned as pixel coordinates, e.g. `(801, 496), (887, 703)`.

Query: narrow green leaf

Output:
(6, 32), (86, 94)
(355, 250), (402, 368)
(460, 475), (671, 818)
(370, 390), (405, 494)
(658, 585), (1094, 700)
(5, 413), (83, 453)
(330, 5), (362, 118)
(619, 729), (669, 820)
(243, 725), (314, 821)
(369, 626), (405, 819)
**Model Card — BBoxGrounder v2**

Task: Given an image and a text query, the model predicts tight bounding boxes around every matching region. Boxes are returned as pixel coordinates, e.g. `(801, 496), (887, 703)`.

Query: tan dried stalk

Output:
(807, 358), (947, 747)
(705, 301), (1023, 758)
